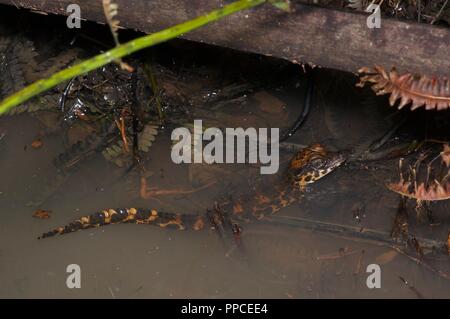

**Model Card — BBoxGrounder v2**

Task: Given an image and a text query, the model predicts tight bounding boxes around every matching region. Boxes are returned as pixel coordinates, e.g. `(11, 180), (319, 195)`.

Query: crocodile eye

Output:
(310, 158), (323, 168)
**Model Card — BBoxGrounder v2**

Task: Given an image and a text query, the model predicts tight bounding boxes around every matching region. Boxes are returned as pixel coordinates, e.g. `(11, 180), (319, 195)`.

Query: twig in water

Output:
(114, 115), (129, 153)
(431, 0), (449, 24)
(143, 60), (164, 123)
(354, 249), (365, 275)
(316, 247), (361, 260)
(399, 276), (425, 299)
(417, 0), (422, 22)
(280, 70), (313, 142)
(139, 177), (215, 199)
(59, 77), (76, 112)
(267, 215), (450, 281)
(107, 286), (116, 299)
(392, 246), (450, 281)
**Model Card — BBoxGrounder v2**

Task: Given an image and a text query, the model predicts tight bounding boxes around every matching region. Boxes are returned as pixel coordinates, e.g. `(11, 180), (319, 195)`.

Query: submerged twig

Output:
(114, 116), (129, 153)
(316, 248), (361, 260)
(267, 215), (450, 281)
(399, 276), (425, 299)
(143, 60), (164, 122)
(269, 215), (446, 251)
(354, 249), (365, 275)
(431, 0), (449, 24)
(393, 246), (450, 281)
(280, 70), (313, 142)
(139, 177), (215, 199)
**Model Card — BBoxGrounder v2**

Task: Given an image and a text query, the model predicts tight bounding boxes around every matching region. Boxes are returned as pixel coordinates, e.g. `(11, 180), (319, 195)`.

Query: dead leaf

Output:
(31, 139), (43, 149)
(193, 216), (205, 231)
(67, 123), (95, 145)
(252, 91), (285, 114)
(376, 250), (398, 264)
(33, 209), (51, 219)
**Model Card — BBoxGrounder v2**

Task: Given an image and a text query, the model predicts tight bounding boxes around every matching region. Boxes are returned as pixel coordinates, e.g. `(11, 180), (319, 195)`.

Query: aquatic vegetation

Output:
(0, 37), (78, 115)
(102, 123), (158, 167)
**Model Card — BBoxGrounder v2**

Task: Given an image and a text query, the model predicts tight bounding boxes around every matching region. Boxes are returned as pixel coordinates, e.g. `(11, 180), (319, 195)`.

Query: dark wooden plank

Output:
(0, 0), (449, 77)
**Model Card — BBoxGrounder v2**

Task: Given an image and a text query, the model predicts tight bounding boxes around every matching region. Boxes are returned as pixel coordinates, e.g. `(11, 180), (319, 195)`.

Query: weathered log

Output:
(0, 0), (449, 77)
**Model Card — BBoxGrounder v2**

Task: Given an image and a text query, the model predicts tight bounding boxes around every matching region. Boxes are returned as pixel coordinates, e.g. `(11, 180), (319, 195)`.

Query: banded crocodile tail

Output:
(38, 207), (208, 239)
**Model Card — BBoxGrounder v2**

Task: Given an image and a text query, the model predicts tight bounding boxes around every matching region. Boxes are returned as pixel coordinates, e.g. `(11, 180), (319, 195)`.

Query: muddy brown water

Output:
(0, 6), (449, 298)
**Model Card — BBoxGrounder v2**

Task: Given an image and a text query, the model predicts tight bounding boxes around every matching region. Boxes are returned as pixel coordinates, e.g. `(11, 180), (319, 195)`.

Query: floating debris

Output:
(32, 209), (51, 219)
(30, 139), (43, 149)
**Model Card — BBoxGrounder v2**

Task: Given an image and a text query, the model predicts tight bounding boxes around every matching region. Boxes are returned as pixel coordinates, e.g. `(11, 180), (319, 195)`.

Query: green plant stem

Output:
(0, 0), (266, 115)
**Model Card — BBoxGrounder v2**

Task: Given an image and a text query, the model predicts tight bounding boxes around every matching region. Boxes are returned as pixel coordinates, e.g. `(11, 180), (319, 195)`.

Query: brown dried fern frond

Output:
(357, 65), (450, 111)
(387, 145), (450, 202)
(101, 0), (133, 72)
(387, 179), (450, 201)
(102, 0), (120, 46)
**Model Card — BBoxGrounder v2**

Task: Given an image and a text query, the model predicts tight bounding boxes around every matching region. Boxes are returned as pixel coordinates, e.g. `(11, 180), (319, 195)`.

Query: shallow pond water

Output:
(0, 6), (449, 299)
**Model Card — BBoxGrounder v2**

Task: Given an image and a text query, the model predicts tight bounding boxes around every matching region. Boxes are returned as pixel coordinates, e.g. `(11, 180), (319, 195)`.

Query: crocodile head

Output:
(289, 143), (346, 189)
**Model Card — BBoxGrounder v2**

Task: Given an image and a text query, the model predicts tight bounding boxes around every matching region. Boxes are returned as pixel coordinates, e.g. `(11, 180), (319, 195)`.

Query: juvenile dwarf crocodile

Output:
(39, 143), (346, 239)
